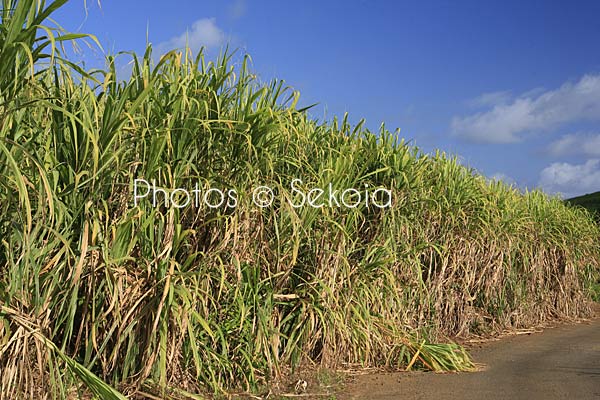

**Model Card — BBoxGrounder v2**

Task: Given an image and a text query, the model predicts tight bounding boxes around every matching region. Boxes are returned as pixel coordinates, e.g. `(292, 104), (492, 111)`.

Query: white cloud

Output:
(155, 18), (226, 56)
(538, 159), (600, 198)
(547, 132), (600, 157)
(490, 172), (516, 186)
(452, 74), (600, 143)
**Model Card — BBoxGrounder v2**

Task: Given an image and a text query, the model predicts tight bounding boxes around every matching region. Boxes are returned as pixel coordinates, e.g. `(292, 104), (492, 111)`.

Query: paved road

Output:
(342, 314), (600, 399)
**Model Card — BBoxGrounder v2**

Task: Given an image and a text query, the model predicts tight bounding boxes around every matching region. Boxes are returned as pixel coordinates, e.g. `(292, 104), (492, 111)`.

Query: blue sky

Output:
(54, 0), (600, 198)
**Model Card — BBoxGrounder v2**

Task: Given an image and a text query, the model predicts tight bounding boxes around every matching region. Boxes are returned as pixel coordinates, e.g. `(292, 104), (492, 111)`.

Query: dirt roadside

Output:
(340, 306), (600, 400)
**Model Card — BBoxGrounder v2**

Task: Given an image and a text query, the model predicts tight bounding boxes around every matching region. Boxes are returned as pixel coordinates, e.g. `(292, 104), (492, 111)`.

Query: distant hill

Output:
(566, 191), (600, 220)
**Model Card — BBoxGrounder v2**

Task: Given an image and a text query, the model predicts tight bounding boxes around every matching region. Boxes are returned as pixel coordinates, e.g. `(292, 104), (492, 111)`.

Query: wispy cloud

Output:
(155, 18), (226, 56)
(466, 90), (512, 108)
(228, 0), (247, 19)
(452, 74), (600, 143)
(538, 159), (600, 198)
(547, 132), (600, 157)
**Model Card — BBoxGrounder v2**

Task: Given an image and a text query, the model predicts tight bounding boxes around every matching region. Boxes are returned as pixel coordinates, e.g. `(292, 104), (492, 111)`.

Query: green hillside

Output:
(566, 191), (600, 219)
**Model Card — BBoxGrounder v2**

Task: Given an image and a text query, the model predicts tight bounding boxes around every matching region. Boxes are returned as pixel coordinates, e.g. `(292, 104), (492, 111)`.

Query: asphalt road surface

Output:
(342, 312), (600, 399)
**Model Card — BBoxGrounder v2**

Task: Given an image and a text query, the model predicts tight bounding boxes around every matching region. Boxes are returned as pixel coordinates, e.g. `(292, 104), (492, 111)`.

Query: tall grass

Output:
(1, 1), (599, 398)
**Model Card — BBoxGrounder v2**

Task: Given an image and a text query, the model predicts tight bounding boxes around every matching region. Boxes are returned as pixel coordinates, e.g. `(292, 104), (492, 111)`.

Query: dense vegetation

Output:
(566, 191), (600, 222)
(1, 1), (599, 398)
